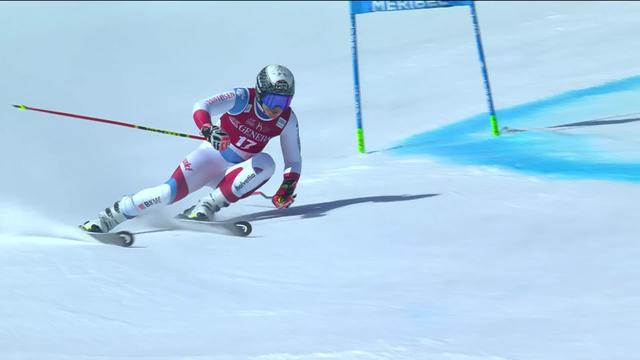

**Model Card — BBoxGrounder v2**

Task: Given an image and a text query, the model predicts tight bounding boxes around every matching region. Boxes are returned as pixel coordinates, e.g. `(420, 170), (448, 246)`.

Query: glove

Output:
(272, 177), (298, 209)
(201, 124), (230, 151)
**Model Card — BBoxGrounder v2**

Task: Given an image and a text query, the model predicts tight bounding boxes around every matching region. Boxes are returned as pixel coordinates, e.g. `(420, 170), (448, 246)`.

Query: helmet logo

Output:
(274, 80), (290, 91)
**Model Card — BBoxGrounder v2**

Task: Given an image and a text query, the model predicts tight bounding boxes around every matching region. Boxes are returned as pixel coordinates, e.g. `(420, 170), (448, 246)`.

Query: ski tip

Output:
(234, 221), (252, 236)
(12, 104), (27, 110)
(117, 231), (135, 247)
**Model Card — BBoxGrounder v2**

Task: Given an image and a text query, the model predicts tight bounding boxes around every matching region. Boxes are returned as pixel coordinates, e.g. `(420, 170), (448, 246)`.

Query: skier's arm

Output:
(193, 88), (250, 150)
(273, 112), (302, 209)
(192, 88), (249, 129)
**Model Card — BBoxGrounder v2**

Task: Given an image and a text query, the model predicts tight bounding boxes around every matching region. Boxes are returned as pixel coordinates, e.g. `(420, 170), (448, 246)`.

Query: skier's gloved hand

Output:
(272, 177), (298, 209)
(201, 124), (229, 151)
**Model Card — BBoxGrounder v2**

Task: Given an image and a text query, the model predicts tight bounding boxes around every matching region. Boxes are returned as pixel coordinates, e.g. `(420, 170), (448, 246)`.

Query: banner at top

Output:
(350, 1), (472, 15)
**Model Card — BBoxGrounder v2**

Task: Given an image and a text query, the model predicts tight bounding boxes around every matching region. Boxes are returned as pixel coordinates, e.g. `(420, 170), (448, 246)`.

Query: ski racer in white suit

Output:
(81, 64), (302, 233)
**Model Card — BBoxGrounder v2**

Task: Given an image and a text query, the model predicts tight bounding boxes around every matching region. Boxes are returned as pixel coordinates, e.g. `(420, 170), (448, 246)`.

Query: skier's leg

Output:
(218, 152), (276, 201)
(80, 142), (232, 232)
(184, 152), (276, 220)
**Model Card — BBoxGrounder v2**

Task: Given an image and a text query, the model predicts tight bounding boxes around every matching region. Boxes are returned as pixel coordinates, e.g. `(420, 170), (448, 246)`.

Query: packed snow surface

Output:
(1, 2), (639, 359)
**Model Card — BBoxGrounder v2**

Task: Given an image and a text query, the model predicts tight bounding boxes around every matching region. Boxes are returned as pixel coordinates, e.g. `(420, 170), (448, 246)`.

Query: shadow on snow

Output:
(230, 194), (439, 222)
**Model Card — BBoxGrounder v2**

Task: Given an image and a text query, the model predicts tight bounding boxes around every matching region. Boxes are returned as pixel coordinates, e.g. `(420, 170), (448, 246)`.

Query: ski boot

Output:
(181, 190), (229, 221)
(80, 199), (129, 233)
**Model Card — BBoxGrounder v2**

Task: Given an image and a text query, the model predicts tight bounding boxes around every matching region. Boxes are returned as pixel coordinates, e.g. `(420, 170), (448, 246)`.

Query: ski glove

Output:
(272, 177), (298, 209)
(201, 124), (230, 151)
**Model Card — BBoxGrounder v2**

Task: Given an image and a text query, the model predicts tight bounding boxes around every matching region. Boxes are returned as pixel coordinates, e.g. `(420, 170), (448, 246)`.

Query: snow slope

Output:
(1, 2), (640, 359)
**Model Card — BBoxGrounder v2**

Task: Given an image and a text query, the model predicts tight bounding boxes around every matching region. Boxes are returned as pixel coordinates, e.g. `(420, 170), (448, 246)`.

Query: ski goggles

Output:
(259, 93), (293, 110)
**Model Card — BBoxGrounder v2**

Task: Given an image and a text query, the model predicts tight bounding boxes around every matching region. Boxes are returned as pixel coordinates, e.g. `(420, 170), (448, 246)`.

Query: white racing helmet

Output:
(255, 64), (295, 110)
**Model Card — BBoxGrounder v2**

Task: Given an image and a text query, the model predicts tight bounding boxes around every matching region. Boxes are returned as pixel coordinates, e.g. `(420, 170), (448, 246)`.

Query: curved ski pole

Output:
(250, 191), (297, 207)
(250, 191), (272, 199)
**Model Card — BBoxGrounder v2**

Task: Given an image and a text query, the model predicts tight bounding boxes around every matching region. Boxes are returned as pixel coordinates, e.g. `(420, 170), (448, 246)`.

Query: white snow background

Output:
(1, 1), (640, 359)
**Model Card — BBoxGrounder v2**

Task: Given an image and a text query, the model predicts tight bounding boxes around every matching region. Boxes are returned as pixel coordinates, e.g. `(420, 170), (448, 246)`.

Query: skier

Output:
(80, 64), (301, 233)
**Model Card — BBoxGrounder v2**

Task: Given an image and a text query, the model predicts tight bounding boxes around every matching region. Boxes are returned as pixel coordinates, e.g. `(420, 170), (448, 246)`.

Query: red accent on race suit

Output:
(241, 179), (269, 200)
(218, 168), (243, 202)
(218, 168), (270, 203)
(194, 109), (212, 129)
(283, 171), (300, 183)
(182, 159), (193, 171)
(169, 165), (189, 203)
(219, 88), (292, 154)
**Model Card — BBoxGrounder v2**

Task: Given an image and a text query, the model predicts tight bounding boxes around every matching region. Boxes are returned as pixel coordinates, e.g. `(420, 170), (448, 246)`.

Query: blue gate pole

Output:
(469, 1), (500, 136)
(349, 12), (366, 153)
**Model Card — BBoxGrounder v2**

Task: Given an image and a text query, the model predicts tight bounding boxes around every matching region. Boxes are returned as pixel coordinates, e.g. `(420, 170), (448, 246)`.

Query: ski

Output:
(93, 218), (253, 240)
(175, 218), (252, 237)
(86, 231), (135, 247)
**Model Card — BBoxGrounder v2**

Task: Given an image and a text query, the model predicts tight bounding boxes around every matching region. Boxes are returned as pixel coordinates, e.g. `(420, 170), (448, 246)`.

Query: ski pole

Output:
(250, 191), (297, 202)
(12, 104), (206, 141)
(250, 191), (272, 199)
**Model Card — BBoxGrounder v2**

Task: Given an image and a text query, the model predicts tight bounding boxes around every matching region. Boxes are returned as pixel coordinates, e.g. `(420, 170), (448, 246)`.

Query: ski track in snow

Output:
(0, 204), (98, 245)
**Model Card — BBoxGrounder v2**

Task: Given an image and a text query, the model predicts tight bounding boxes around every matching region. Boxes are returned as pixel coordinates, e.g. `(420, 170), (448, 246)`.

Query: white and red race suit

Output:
(116, 87), (302, 218)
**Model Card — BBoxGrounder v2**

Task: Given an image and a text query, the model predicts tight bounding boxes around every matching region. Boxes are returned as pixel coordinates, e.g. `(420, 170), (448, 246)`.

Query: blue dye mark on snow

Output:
(393, 75), (640, 182)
